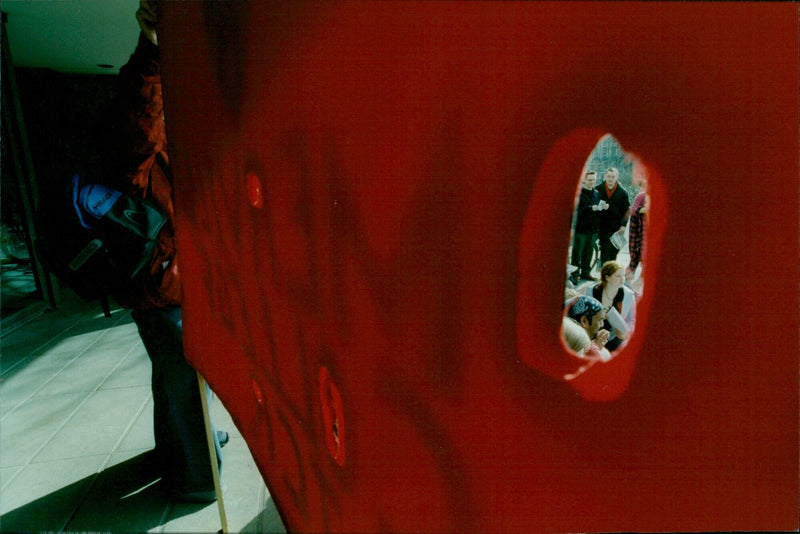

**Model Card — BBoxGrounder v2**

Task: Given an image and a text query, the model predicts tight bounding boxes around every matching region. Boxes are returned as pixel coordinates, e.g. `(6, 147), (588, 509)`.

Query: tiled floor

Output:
(0, 290), (286, 533)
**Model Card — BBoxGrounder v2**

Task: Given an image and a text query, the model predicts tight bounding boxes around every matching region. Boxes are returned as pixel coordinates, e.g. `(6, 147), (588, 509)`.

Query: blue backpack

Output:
(36, 172), (167, 316)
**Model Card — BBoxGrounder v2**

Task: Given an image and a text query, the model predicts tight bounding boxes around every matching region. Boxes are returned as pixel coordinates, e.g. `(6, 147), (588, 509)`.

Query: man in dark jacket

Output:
(570, 171), (601, 283)
(595, 167), (630, 265)
(103, 0), (225, 502)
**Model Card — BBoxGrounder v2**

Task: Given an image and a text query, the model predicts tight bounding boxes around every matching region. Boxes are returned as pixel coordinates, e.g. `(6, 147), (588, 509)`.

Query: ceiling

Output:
(2, 0), (139, 75)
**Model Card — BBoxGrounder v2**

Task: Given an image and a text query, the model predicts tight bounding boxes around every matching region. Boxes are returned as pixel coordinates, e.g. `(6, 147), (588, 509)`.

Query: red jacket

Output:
(106, 34), (180, 309)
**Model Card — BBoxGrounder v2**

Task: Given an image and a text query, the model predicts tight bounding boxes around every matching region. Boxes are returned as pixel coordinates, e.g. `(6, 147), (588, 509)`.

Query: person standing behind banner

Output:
(626, 185), (648, 281)
(100, 0), (227, 503)
(569, 171), (603, 285)
(595, 167), (630, 265)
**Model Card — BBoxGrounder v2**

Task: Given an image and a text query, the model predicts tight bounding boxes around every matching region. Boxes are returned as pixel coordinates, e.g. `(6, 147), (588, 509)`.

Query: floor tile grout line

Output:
(155, 501), (174, 533)
(0, 386), (149, 513)
(0, 333), (143, 492)
(0, 324), (79, 379)
(0, 305), (103, 378)
(0, 311), (134, 423)
(99, 387), (153, 472)
(0, 309), (123, 382)
(0, 389), (96, 494)
(62, 391), (156, 533)
(93, 337), (143, 389)
(56, 471), (103, 533)
(0, 333), (117, 423)
(0, 306), (132, 380)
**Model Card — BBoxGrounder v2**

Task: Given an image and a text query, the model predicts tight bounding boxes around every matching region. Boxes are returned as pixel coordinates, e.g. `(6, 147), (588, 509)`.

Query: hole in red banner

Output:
(562, 135), (649, 367)
(517, 129), (663, 402)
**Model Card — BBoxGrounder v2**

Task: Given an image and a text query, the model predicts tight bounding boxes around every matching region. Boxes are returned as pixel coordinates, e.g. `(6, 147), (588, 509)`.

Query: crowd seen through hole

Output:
(561, 135), (649, 379)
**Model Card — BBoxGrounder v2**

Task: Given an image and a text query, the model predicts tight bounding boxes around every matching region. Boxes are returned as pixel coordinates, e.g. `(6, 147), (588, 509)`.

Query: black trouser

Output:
(132, 307), (222, 493)
(598, 233), (619, 265)
(571, 232), (597, 276)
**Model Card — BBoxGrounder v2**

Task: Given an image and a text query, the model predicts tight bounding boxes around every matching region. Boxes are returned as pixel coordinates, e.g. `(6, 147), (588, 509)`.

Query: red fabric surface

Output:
(160, 2), (798, 531)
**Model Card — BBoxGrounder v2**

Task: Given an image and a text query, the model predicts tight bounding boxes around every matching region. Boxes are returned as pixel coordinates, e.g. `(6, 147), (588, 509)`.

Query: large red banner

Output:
(160, 3), (798, 531)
